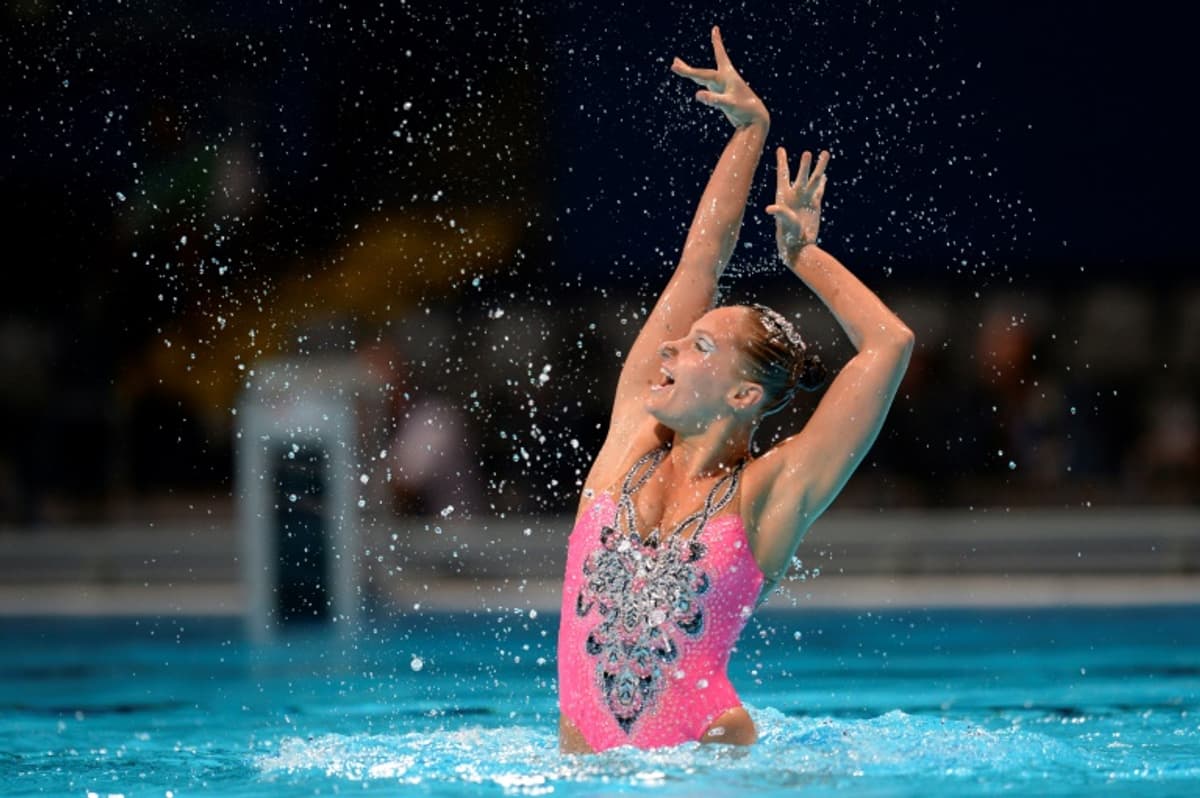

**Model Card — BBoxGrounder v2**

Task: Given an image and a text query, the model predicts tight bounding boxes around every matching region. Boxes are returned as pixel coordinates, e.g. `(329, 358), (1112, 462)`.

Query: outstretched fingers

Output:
(774, 148), (831, 210)
(765, 203), (795, 221)
(671, 57), (720, 89)
(774, 147), (792, 198)
(795, 150), (813, 190)
(814, 174), (827, 206)
(791, 150), (832, 197)
(710, 26), (732, 69)
(809, 150), (831, 189)
(671, 27), (737, 91)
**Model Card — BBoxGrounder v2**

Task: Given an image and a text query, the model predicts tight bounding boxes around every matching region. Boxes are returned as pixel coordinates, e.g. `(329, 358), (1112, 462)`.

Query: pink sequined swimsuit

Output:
(557, 445), (764, 751)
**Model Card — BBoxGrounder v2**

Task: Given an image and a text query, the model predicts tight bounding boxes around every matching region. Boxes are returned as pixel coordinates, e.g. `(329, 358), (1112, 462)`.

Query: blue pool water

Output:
(2, 605), (1198, 796)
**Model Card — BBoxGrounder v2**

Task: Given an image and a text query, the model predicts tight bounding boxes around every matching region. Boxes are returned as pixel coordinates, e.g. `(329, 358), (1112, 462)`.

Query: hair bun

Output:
(796, 353), (828, 392)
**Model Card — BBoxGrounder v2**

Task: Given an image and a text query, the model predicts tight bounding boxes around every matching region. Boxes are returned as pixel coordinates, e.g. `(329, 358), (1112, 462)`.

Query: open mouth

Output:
(651, 369), (675, 392)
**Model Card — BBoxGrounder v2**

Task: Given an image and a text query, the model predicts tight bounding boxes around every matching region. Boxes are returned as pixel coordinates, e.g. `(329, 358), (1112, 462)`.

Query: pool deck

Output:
(1, 507), (1196, 616)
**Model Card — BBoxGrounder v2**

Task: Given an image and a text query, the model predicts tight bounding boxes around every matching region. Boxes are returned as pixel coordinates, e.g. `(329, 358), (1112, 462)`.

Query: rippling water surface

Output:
(2, 606), (1197, 796)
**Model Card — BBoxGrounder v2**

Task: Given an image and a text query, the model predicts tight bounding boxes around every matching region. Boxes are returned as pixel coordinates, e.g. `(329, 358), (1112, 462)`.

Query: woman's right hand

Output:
(765, 147), (830, 263)
(671, 26), (769, 130)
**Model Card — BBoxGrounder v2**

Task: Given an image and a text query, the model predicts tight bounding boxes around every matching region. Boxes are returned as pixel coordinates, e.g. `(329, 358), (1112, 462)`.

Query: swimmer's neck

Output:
(664, 420), (753, 481)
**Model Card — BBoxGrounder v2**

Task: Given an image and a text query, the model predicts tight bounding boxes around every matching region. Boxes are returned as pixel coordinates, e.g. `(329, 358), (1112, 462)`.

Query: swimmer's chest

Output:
(623, 472), (739, 543)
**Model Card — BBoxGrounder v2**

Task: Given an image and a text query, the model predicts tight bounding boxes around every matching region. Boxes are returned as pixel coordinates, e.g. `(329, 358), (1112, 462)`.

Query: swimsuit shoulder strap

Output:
(667, 457), (747, 543)
(613, 444), (669, 539)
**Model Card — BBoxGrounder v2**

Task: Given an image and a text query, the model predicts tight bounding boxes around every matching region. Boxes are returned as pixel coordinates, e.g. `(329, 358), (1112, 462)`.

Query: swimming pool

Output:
(3, 605), (1197, 796)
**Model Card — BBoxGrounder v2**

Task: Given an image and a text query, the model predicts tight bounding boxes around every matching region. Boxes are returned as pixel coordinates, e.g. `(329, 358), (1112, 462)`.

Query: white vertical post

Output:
(237, 357), (382, 641)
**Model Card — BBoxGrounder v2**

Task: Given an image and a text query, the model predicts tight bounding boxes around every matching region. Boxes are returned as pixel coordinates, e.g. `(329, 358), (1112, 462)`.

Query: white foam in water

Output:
(255, 727), (570, 790)
(252, 708), (1117, 794)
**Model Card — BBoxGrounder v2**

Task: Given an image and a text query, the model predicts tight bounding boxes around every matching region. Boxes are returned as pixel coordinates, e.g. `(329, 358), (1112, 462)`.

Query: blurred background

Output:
(1, 0), (1196, 621)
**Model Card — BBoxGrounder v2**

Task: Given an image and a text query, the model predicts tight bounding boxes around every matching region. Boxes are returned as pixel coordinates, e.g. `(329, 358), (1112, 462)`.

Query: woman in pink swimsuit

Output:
(558, 28), (914, 753)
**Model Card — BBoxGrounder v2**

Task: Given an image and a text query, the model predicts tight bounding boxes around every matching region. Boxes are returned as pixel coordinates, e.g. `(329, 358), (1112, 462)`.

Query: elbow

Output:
(893, 324), (915, 369)
(866, 321), (914, 369)
(854, 312), (914, 362)
(895, 326), (916, 380)
(873, 320), (914, 356)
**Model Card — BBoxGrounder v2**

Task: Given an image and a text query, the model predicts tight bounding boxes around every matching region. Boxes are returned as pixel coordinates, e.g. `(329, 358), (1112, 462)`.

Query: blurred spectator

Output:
(1127, 390), (1200, 502)
(389, 398), (484, 519)
(375, 316), (486, 520)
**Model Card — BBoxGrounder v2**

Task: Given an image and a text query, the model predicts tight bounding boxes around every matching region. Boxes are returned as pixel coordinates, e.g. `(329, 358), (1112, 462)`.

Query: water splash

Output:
(252, 706), (1198, 795)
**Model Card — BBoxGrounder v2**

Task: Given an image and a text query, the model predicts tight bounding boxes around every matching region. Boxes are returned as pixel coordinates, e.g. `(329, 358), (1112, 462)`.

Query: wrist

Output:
(737, 108), (770, 133)
(783, 239), (817, 265)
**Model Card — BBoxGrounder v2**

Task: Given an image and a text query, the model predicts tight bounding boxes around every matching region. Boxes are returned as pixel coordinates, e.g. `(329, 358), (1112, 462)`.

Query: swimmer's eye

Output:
(695, 339), (714, 353)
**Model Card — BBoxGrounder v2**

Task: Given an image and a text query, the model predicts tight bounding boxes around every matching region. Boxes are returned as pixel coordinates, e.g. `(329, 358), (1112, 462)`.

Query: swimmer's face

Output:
(646, 306), (765, 430)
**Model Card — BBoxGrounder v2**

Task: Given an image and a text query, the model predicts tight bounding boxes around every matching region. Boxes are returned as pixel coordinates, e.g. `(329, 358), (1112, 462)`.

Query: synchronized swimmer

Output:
(556, 27), (914, 753)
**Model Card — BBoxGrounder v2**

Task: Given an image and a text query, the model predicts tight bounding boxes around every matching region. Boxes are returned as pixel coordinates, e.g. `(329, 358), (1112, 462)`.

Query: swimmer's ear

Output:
(728, 381), (764, 412)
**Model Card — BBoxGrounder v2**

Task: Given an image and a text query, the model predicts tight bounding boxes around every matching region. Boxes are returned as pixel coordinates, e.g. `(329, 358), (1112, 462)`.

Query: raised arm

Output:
(749, 148), (914, 586)
(585, 28), (770, 488)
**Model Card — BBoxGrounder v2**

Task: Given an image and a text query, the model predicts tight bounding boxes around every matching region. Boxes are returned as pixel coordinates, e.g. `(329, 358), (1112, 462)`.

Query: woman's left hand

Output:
(671, 26), (769, 129)
(766, 147), (830, 262)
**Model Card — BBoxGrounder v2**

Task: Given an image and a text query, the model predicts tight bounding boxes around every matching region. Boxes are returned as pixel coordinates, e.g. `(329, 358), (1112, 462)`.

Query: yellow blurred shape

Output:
(122, 207), (522, 427)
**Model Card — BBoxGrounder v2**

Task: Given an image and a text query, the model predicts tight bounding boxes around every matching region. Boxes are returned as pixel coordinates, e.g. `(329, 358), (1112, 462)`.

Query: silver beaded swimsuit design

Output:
(575, 445), (743, 734)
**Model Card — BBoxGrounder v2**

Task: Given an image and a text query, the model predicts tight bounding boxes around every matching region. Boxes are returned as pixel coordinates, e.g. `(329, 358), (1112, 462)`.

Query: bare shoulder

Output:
(576, 418), (671, 517)
(739, 441), (816, 582)
(740, 445), (788, 521)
